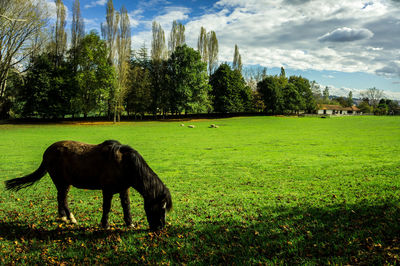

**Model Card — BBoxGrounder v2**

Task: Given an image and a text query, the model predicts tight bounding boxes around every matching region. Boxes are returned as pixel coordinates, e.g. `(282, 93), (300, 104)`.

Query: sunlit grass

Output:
(0, 116), (399, 264)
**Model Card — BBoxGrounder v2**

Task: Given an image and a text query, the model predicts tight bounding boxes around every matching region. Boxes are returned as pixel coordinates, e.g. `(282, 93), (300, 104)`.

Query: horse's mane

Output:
(101, 140), (172, 211)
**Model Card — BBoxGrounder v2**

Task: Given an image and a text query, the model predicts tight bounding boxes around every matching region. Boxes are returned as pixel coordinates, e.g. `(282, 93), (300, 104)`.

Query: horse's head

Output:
(144, 189), (172, 231)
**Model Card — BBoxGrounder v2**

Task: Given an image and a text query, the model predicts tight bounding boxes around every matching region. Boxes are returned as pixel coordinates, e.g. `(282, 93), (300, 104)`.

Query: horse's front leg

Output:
(101, 190), (113, 229)
(119, 188), (134, 228)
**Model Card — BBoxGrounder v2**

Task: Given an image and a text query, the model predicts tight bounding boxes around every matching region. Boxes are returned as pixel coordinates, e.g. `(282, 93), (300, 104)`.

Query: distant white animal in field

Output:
(210, 124), (219, 128)
(188, 125), (195, 128)
(180, 124), (185, 127)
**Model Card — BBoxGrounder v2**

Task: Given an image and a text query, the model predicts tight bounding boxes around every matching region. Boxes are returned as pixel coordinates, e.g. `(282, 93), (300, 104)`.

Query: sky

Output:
(48, 0), (400, 99)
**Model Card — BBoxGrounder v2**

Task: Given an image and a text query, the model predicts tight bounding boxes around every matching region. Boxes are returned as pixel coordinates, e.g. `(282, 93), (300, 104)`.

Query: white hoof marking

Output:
(69, 213), (77, 224)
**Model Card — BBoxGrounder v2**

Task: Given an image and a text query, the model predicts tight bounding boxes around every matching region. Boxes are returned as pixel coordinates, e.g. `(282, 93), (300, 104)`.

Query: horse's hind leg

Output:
(119, 189), (134, 228)
(57, 185), (77, 224)
(101, 190), (113, 229)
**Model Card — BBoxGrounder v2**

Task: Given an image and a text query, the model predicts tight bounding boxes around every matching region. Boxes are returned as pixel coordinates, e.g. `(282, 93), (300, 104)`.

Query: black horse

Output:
(5, 140), (172, 231)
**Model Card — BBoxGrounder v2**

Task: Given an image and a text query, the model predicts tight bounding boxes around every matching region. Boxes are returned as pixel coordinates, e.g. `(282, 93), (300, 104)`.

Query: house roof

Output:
(318, 104), (360, 111)
(318, 104), (343, 110)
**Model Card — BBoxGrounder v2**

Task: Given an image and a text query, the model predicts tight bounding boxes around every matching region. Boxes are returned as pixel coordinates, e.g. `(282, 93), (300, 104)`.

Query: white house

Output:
(317, 105), (362, 115)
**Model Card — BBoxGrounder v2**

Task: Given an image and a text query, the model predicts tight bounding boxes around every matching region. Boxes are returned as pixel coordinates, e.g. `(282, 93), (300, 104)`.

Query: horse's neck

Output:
(133, 174), (162, 201)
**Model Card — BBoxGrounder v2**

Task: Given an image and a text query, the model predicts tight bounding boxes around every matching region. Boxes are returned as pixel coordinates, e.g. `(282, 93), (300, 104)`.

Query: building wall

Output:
(317, 109), (349, 115)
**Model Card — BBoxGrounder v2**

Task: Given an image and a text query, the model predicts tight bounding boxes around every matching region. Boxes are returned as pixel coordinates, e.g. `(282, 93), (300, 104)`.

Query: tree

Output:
(101, 0), (120, 118)
(0, 0), (49, 114)
(257, 76), (284, 114)
(358, 99), (372, 114)
(280, 67), (286, 78)
(197, 26), (208, 63)
(310, 80), (322, 100)
(386, 99), (399, 115)
(288, 76), (316, 113)
(151, 21), (167, 115)
(52, 0), (67, 67)
(232, 44), (242, 73)
(360, 87), (384, 108)
(283, 83), (302, 114)
(375, 99), (388, 115)
(168, 20), (185, 55)
(101, 0), (119, 64)
(114, 6), (131, 122)
(323, 86), (330, 103)
(347, 91), (353, 107)
(74, 31), (115, 118)
(207, 31), (219, 75)
(126, 45), (152, 118)
(71, 0), (85, 65)
(210, 63), (252, 113)
(151, 21), (167, 62)
(17, 53), (73, 118)
(166, 45), (211, 114)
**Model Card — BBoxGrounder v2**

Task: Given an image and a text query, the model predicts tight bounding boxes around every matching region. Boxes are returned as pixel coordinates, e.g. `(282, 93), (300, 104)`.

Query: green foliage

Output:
(74, 31), (115, 117)
(1, 68), (23, 118)
(358, 100), (372, 114)
(210, 63), (252, 113)
(323, 86), (330, 103)
(288, 76), (316, 112)
(1, 116), (400, 264)
(126, 46), (152, 117)
(258, 74), (317, 114)
(16, 53), (74, 118)
(347, 91), (354, 107)
(257, 76), (284, 114)
(375, 99), (389, 115)
(166, 45), (211, 114)
(283, 83), (302, 114)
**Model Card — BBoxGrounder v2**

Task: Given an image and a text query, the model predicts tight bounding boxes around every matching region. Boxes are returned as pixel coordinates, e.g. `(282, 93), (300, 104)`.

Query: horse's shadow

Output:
(0, 221), (147, 241)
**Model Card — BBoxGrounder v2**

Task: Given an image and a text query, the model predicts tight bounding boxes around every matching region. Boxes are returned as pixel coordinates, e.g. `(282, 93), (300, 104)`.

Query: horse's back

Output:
(43, 140), (124, 190)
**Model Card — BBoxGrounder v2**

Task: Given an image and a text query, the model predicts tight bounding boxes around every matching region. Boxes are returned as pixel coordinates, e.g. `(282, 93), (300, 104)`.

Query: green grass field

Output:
(1, 116), (400, 264)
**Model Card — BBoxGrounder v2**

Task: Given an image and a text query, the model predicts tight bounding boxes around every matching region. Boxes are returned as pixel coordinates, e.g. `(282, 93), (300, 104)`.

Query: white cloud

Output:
(318, 27), (374, 42)
(154, 7), (190, 30)
(131, 7), (191, 50)
(84, 0), (107, 9)
(129, 9), (144, 28)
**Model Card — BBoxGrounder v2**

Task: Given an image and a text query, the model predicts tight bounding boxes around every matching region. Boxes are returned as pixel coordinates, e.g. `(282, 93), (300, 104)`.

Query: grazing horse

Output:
(4, 140), (172, 231)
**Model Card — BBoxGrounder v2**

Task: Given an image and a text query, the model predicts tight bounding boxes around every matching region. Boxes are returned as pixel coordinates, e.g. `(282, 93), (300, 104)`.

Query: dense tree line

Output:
(1, 0), (397, 120)
(256, 68), (316, 114)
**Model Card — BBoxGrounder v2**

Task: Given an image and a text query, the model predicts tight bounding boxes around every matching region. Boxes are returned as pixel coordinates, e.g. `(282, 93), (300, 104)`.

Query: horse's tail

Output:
(5, 161), (47, 192)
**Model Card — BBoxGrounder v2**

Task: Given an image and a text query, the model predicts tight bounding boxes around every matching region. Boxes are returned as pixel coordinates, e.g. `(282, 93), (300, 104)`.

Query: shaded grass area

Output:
(0, 116), (400, 264)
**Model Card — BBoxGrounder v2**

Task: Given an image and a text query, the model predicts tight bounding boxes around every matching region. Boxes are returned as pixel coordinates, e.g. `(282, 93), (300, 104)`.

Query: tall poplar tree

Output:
(101, 0), (119, 119)
(232, 44), (242, 72)
(101, 0), (119, 64)
(207, 31), (218, 75)
(114, 6), (131, 122)
(71, 0), (85, 58)
(151, 21), (167, 62)
(197, 26), (208, 63)
(168, 20), (185, 55)
(151, 21), (167, 115)
(54, 0), (67, 66)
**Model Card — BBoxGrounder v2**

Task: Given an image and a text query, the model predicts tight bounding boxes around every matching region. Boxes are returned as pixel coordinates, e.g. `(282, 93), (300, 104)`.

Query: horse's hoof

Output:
(59, 216), (68, 223)
(69, 214), (77, 224)
(101, 223), (110, 229)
